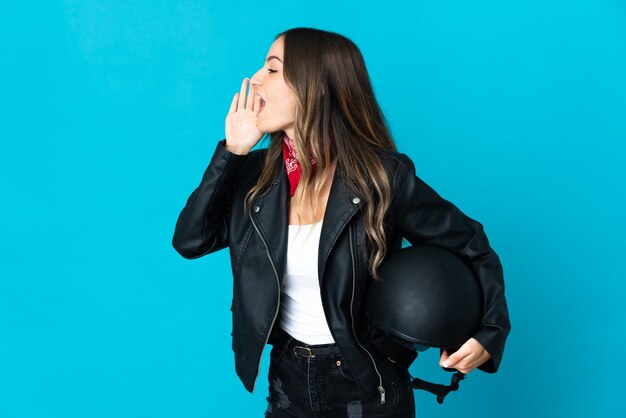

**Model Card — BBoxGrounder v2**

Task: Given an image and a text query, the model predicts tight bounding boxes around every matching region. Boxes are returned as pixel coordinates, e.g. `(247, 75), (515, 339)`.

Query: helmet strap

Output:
(411, 371), (466, 404)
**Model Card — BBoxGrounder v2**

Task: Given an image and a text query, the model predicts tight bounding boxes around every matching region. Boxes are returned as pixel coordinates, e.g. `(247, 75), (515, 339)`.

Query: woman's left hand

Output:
(438, 338), (491, 374)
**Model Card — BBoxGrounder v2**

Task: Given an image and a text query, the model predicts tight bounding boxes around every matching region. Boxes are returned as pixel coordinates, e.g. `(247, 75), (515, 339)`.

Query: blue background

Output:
(1, 1), (625, 417)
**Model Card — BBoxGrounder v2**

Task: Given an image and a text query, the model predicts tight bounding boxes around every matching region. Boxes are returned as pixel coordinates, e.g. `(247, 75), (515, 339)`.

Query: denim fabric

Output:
(264, 332), (416, 418)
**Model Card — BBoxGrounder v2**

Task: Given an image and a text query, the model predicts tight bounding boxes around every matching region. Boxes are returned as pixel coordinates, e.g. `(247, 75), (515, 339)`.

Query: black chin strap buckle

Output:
(411, 371), (466, 404)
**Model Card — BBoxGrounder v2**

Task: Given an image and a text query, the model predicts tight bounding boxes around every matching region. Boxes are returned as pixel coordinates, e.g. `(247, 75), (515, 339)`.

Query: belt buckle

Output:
(293, 345), (314, 358)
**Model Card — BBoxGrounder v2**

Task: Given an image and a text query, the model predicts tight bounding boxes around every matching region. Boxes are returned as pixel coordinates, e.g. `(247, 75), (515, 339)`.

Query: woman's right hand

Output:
(224, 78), (264, 155)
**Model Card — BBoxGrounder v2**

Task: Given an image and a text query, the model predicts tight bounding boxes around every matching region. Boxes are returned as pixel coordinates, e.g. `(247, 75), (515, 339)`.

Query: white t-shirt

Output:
(278, 220), (336, 344)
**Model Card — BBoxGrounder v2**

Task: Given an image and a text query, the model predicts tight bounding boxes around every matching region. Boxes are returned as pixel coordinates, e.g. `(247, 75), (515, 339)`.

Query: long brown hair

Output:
(244, 27), (398, 280)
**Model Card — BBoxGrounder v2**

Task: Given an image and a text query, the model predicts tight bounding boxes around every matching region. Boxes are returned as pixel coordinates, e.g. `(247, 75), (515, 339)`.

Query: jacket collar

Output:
(249, 162), (365, 285)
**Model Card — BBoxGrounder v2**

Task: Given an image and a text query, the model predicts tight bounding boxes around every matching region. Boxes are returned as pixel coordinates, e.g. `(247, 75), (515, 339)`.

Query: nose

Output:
(250, 68), (263, 86)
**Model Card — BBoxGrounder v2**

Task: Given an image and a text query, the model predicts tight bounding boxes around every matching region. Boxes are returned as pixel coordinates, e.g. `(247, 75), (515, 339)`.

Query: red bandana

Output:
(282, 134), (318, 197)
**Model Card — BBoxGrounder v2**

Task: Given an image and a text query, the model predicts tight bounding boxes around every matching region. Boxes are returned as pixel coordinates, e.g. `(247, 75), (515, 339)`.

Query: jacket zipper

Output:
(249, 208), (281, 393)
(349, 223), (385, 404)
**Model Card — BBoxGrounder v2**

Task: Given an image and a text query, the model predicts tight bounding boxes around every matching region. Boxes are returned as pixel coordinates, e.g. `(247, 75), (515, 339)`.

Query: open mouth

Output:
(259, 98), (266, 112)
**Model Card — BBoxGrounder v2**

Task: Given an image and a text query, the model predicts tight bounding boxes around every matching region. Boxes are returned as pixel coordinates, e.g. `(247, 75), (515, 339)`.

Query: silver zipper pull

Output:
(379, 386), (386, 404)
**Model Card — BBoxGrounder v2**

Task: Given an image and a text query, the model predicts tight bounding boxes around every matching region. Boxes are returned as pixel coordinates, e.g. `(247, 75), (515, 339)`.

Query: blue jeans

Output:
(264, 330), (416, 418)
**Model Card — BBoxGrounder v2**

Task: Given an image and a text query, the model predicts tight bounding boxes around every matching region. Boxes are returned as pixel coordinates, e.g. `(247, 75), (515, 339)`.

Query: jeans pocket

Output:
(335, 359), (357, 382)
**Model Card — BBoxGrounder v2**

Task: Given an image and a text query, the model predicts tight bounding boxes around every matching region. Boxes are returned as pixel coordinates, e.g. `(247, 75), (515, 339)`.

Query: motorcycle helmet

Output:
(363, 244), (483, 403)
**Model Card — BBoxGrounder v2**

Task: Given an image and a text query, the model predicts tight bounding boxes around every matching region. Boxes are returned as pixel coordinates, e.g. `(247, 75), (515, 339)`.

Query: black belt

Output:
(274, 327), (342, 359)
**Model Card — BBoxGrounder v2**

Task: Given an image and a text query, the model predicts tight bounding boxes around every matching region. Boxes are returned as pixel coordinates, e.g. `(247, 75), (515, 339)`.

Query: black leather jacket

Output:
(172, 139), (511, 402)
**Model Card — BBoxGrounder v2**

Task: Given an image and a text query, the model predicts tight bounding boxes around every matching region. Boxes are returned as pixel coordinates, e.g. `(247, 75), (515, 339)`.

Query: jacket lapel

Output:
(318, 171), (365, 283)
(248, 166), (290, 284)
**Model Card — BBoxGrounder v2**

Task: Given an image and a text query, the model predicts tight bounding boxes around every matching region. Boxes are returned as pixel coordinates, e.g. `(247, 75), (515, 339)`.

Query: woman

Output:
(172, 27), (510, 417)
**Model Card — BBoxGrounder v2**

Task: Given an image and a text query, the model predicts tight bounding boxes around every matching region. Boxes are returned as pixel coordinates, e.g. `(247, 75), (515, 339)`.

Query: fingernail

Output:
(442, 360), (450, 368)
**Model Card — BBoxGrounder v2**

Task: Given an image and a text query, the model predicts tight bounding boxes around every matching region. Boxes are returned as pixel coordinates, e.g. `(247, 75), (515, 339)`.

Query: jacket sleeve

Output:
(172, 139), (250, 259)
(393, 153), (511, 373)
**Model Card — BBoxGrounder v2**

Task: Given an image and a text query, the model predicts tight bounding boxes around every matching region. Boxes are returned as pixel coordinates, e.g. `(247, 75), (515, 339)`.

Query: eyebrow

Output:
(265, 55), (283, 63)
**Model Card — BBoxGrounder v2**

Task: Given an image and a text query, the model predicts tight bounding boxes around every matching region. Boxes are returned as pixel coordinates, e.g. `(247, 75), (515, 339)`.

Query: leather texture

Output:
(172, 139), (511, 399)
